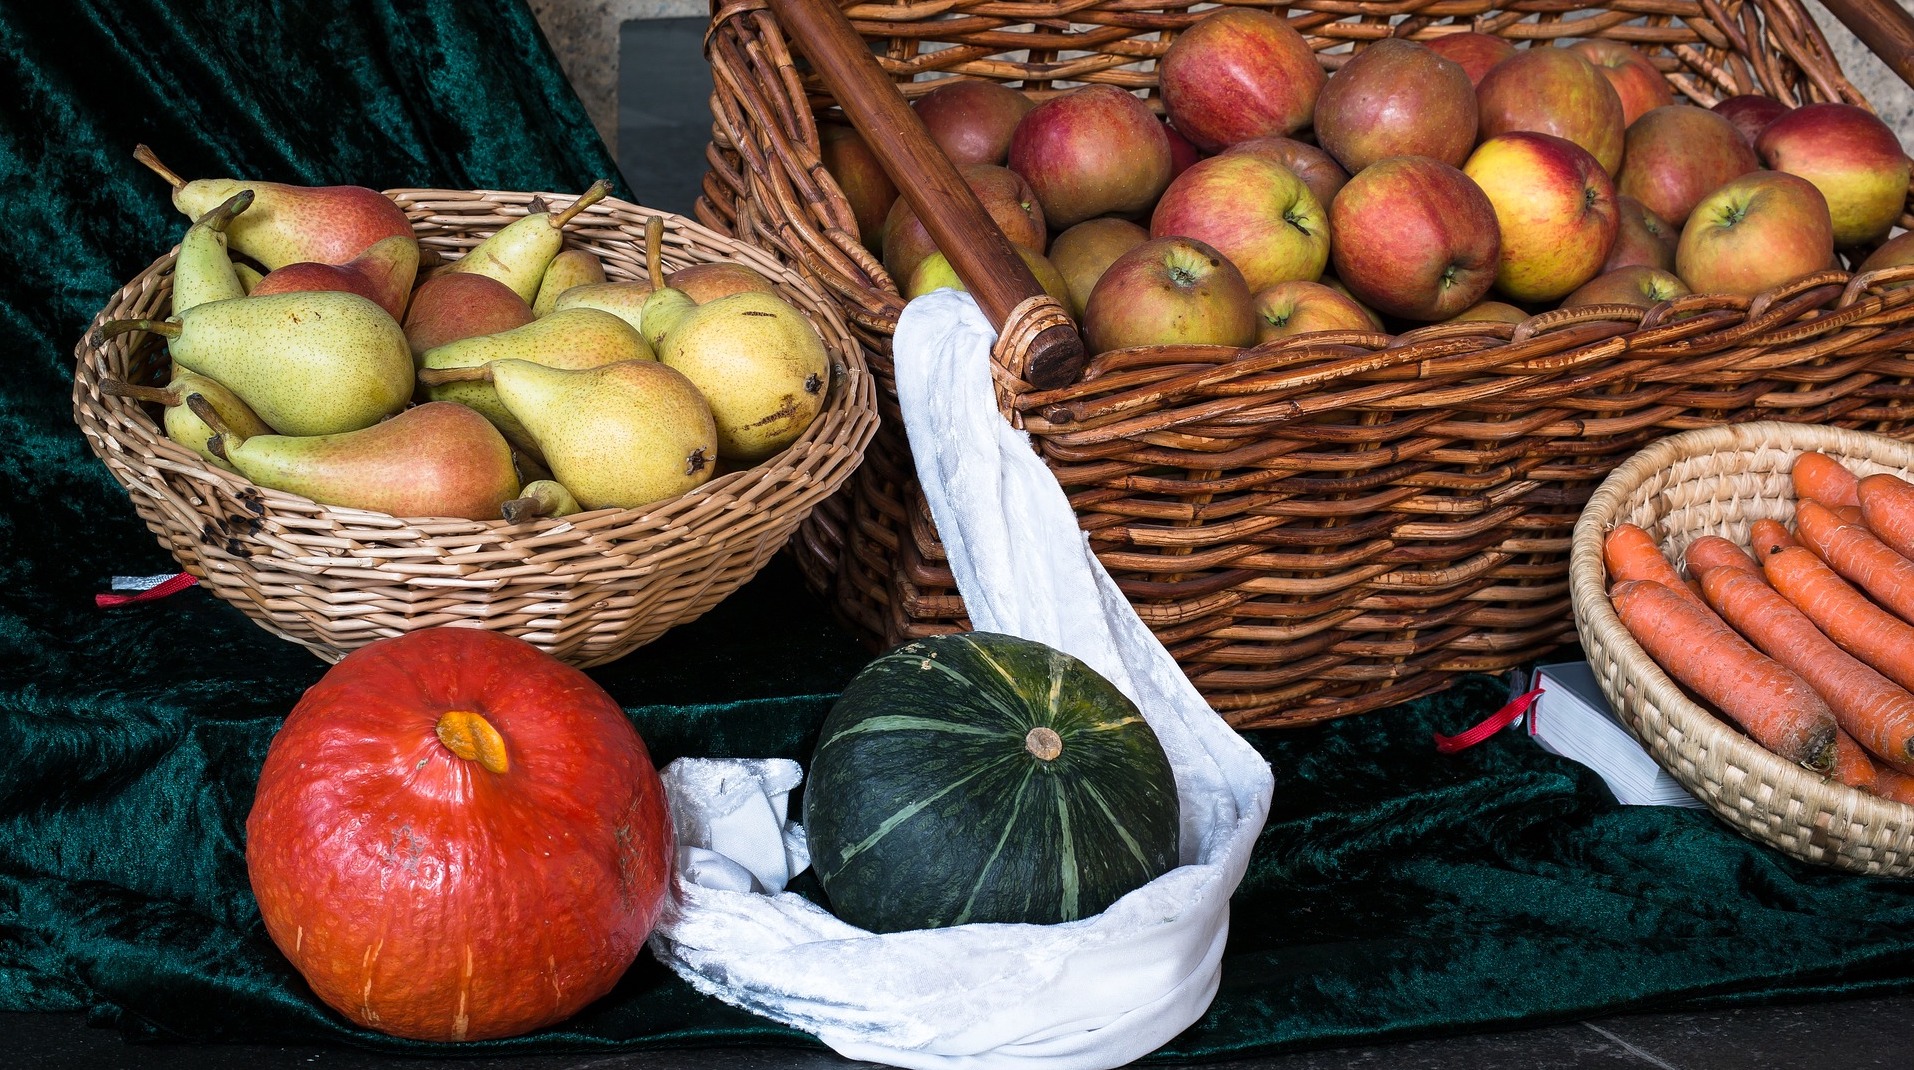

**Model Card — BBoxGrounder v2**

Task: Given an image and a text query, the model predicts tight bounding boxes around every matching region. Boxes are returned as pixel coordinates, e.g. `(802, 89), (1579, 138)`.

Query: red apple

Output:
(403, 272), (535, 357)
(912, 79), (1034, 166)
(1562, 264), (1690, 308)
(1477, 47), (1627, 175)
(1008, 85), (1172, 229)
(882, 163), (1046, 284)
(1676, 170), (1835, 296)
(1252, 280), (1379, 341)
(1315, 39), (1478, 172)
(1615, 105), (1760, 228)
(1151, 154), (1330, 292)
(1425, 32), (1515, 88)
(1049, 218), (1150, 317)
(1713, 94), (1792, 146)
(1860, 230), (1914, 275)
(1446, 300), (1529, 324)
(1163, 121), (1204, 181)
(1081, 236), (1258, 352)
(1329, 156), (1501, 321)
(251, 234), (417, 320)
(1223, 137), (1349, 211)
(1605, 195), (1678, 273)
(1158, 8), (1325, 152)
(1318, 276), (1387, 330)
(819, 123), (899, 251)
(1757, 103), (1913, 249)
(1568, 40), (1674, 126)
(1464, 132), (1619, 302)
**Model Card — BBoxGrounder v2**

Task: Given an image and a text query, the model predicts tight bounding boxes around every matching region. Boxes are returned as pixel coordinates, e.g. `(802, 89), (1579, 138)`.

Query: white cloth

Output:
(647, 289), (1275, 1070)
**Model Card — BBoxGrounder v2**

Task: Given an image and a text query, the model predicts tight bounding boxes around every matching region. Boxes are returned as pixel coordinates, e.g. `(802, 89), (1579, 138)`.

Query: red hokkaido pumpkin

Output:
(246, 628), (673, 1041)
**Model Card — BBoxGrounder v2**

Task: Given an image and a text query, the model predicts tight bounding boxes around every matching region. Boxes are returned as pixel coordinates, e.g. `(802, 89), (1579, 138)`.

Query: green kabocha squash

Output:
(804, 632), (1180, 933)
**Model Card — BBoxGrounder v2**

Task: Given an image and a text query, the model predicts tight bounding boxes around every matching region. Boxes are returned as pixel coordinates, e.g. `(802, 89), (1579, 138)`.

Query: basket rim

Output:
(73, 188), (879, 539)
(1569, 420), (1914, 849)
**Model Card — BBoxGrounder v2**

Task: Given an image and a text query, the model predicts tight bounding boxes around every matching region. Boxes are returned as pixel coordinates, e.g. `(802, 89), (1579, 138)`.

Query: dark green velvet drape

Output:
(2, 0), (1912, 1059)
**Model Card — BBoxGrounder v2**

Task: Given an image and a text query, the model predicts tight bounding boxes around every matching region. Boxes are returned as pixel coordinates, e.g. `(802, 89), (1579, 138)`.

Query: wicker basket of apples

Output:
(72, 156), (877, 666)
(698, 0), (1914, 727)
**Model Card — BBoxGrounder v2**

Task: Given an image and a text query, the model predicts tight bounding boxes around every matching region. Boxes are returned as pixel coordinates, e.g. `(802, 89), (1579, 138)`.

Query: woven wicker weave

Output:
(72, 189), (877, 667)
(1570, 421), (1914, 875)
(701, 0), (1914, 727)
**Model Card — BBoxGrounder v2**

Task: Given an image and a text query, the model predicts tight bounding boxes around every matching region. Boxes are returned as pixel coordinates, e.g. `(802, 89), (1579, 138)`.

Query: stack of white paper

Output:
(1531, 661), (1704, 808)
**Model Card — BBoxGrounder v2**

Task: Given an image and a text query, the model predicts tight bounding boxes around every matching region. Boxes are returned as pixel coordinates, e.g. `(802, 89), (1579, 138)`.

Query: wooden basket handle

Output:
(764, 0), (1086, 392)
(1820, 0), (1914, 90)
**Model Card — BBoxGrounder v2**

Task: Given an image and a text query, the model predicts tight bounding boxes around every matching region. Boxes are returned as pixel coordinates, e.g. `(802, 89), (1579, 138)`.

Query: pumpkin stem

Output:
(1025, 726), (1063, 762)
(436, 710), (509, 774)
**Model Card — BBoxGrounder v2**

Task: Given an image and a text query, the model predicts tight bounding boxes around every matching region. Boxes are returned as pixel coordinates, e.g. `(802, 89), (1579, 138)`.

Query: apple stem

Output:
(132, 144), (187, 190)
(417, 365), (495, 386)
(184, 393), (242, 459)
(195, 189), (255, 232)
(98, 379), (181, 406)
(95, 318), (182, 342)
(645, 217), (667, 290)
(550, 179), (611, 229)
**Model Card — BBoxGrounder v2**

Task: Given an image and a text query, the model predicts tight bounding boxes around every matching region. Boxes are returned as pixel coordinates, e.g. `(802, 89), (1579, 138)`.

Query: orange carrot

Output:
(1750, 518), (1797, 558)
(1699, 566), (1914, 773)
(1831, 729), (1881, 792)
(1763, 544), (1914, 696)
(1603, 523), (1692, 596)
(1835, 504), (1864, 525)
(1794, 498), (1914, 625)
(1791, 451), (1861, 508)
(1870, 765), (1914, 806)
(1858, 473), (1914, 561)
(1610, 579), (1837, 771)
(1684, 535), (1760, 577)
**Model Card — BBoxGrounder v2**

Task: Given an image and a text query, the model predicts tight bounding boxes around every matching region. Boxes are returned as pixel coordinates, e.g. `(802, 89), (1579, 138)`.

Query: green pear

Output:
(501, 479), (582, 522)
(419, 308), (654, 453)
(99, 372), (273, 473)
(172, 191), (254, 314)
(426, 359), (717, 510)
(96, 291), (413, 437)
(134, 145), (412, 271)
(442, 181), (611, 303)
(636, 215), (696, 352)
(532, 249), (607, 317)
(233, 261), (264, 294)
(551, 281), (652, 334)
(660, 291), (831, 462)
(190, 397), (519, 520)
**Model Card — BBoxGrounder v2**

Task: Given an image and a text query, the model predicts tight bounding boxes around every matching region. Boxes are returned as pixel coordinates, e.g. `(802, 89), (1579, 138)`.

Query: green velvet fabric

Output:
(3, 0), (1913, 1060)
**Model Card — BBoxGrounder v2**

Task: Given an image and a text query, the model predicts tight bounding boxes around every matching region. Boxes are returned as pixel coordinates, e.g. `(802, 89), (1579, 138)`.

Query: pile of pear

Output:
(97, 148), (832, 525)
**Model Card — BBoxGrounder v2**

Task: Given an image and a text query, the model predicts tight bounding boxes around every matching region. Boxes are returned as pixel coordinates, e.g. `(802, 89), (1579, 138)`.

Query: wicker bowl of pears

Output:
(72, 149), (878, 666)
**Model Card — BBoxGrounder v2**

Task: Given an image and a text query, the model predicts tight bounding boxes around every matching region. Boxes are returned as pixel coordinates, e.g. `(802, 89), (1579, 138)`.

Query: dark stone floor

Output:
(13, 16), (1914, 1070)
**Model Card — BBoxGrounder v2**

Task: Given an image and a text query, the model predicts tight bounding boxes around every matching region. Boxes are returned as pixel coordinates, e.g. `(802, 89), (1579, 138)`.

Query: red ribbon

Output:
(1433, 686), (1544, 753)
(95, 572), (199, 608)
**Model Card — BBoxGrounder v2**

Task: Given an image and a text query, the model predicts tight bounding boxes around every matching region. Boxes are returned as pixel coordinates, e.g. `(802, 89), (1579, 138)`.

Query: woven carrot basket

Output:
(1570, 421), (1914, 874)
(700, 0), (1914, 727)
(72, 190), (878, 667)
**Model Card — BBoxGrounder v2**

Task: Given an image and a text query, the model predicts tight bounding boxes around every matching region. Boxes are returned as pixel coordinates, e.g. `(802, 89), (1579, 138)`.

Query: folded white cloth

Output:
(648, 289), (1275, 1070)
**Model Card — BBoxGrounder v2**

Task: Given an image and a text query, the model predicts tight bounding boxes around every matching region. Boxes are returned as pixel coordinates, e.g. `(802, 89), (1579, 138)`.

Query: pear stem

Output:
(417, 365), (496, 386)
(96, 319), (182, 342)
(197, 189), (255, 231)
(550, 179), (611, 229)
(645, 216), (667, 290)
(99, 379), (181, 406)
(132, 144), (187, 190)
(184, 393), (242, 460)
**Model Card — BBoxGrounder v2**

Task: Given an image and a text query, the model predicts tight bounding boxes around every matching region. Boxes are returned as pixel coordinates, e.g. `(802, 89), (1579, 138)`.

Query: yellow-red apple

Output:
(1562, 265), (1690, 308)
(1049, 218), (1149, 318)
(1425, 32), (1515, 88)
(1713, 94), (1791, 146)
(1605, 195), (1677, 273)
(1224, 137), (1350, 211)
(1315, 39), (1478, 172)
(1568, 40), (1673, 126)
(819, 123), (898, 251)
(1008, 85), (1172, 229)
(1329, 156), (1501, 321)
(882, 163), (1046, 283)
(1477, 47), (1627, 174)
(1252, 280), (1380, 342)
(912, 79), (1033, 167)
(1757, 103), (1912, 249)
(1447, 300), (1529, 324)
(1464, 132), (1620, 302)
(1159, 8), (1324, 152)
(1151, 154), (1330, 292)
(1676, 170), (1835, 296)
(1082, 236), (1259, 352)
(1617, 105), (1759, 227)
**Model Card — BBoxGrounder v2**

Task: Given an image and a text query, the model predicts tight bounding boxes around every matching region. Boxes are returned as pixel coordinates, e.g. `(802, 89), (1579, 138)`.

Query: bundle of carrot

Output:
(1604, 451), (1914, 808)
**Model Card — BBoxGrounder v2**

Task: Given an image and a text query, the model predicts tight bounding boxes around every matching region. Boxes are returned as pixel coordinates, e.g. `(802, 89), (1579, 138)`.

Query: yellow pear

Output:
(659, 291), (830, 462)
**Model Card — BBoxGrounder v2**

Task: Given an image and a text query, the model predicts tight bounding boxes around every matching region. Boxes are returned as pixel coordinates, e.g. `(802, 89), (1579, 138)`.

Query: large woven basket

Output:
(72, 189), (878, 667)
(1570, 421), (1914, 875)
(698, 0), (1914, 728)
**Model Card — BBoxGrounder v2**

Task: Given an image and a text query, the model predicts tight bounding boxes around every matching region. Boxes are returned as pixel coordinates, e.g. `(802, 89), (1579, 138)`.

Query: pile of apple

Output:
(821, 10), (1913, 352)
(99, 151), (831, 523)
